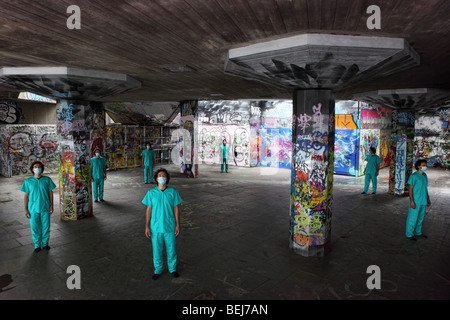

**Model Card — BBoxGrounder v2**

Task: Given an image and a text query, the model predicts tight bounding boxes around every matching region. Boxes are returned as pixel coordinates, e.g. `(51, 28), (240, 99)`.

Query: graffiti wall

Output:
(0, 101), (21, 124)
(0, 125), (59, 177)
(290, 90), (335, 255)
(334, 101), (391, 176)
(413, 110), (450, 168)
(197, 100), (292, 169)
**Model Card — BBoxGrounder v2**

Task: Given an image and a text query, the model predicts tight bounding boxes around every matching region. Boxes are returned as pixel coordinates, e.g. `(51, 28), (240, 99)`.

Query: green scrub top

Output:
(142, 186), (182, 233)
(20, 176), (56, 214)
(141, 149), (156, 166)
(221, 145), (230, 159)
(365, 154), (382, 173)
(407, 172), (428, 205)
(91, 156), (107, 179)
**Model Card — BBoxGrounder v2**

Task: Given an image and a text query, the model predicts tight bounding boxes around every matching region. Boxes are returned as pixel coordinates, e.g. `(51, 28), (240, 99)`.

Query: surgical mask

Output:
(157, 177), (167, 185)
(96, 153), (100, 157)
(421, 166), (427, 172)
(33, 168), (42, 175)
(147, 146), (150, 149)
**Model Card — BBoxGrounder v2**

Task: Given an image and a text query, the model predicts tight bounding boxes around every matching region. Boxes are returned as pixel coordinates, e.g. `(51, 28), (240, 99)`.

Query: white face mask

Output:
(95, 153), (100, 157)
(33, 168), (42, 175)
(421, 166), (427, 172)
(147, 146), (150, 149)
(157, 177), (167, 186)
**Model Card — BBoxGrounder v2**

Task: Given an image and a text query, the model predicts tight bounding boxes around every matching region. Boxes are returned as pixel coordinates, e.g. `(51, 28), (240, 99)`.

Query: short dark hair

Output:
(369, 147), (376, 154)
(415, 159), (427, 171)
(30, 161), (44, 174)
(154, 168), (170, 184)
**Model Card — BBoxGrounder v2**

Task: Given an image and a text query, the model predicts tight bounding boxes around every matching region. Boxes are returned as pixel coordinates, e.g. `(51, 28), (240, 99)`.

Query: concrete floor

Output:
(1, 164), (450, 300)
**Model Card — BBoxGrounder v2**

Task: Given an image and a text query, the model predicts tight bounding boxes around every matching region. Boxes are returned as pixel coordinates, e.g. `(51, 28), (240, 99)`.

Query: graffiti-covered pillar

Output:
(57, 100), (106, 220)
(290, 89), (335, 257)
(389, 111), (415, 195)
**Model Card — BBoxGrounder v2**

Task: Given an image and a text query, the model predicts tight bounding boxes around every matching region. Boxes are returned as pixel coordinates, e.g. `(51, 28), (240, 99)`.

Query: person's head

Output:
(94, 148), (101, 157)
(223, 139), (227, 145)
(369, 147), (376, 155)
(30, 161), (44, 176)
(154, 168), (170, 186)
(415, 159), (427, 172)
(146, 143), (151, 150)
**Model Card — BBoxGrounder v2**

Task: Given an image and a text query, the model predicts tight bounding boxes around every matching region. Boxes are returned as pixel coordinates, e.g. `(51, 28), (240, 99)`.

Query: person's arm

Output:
(376, 163), (380, 176)
(409, 184), (416, 209)
(174, 205), (180, 237)
(145, 206), (152, 239)
(103, 164), (107, 180)
(142, 156), (145, 167)
(24, 193), (30, 218)
(49, 191), (54, 214)
(427, 191), (431, 207)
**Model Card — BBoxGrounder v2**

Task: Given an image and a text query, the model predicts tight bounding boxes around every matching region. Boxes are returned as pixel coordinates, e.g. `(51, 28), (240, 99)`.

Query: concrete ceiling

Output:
(0, 0), (449, 104)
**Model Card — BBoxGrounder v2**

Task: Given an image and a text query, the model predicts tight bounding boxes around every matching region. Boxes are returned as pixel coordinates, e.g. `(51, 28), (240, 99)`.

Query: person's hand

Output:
(410, 201), (416, 209)
(145, 227), (151, 239)
(25, 209), (30, 219)
(427, 200), (431, 207)
(175, 225), (180, 237)
(49, 206), (54, 214)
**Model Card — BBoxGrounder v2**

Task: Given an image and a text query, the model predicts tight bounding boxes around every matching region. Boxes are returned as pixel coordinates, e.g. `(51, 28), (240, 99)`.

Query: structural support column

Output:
(290, 89), (335, 256)
(57, 100), (106, 220)
(389, 111), (415, 195)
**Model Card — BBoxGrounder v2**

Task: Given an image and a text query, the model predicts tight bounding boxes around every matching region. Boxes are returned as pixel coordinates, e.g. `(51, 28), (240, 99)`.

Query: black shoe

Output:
(34, 248), (41, 253)
(407, 236), (417, 241)
(361, 192), (367, 194)
(416, 234), (428, 239)
(145, 182), (148, 184)
(171, 272), (179, 278)
(152, 273), (161, 280)
(100, 199), (105, 202)
(95, 200), (99, 202)
(372, 192), (376, 194)
(43, 245), (51, 250)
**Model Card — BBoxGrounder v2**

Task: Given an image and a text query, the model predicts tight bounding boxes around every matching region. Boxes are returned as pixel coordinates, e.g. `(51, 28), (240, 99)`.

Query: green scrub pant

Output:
(364, 172), (377, 193)
(30, 211), (50, 249)
(151, 232), (177, 274)
(144, 165), (153, 183)
(221, 158), (228, 173)
(92, 177), (104, 201)
(406, 204), (426, 237)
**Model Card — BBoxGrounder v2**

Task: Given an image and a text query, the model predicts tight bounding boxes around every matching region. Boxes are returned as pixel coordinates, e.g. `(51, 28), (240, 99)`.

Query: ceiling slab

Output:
(0, 0), (448, 103)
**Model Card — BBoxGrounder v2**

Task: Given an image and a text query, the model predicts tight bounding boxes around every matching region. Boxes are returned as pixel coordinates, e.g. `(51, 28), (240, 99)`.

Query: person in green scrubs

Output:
(220, 139), (230, 173)
(20, 161), (56, 253)
(143, 168), (182, 280)
(91, 148), (107, 202)
(406, 159), (431, 241)
(362, 147), (382, 194)
(141, 143), (156, 184)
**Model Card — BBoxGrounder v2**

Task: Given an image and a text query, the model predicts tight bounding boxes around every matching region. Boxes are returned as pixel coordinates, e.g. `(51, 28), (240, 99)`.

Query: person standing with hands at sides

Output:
(143, 168), (182, 280)
(91, 148), (107, 203)
(141, 143), (156, 184)
(406, 159), (431, 241)
(220, 139), (230, 173)
(361, 147), (382, 195)
(20, 161), (56, 253)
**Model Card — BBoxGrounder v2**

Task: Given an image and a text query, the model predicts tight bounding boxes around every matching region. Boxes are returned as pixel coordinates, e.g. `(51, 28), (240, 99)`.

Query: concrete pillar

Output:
(389, 111), (415, 195)
(57, 100), (106, 220)
(290, 89), (335, 256)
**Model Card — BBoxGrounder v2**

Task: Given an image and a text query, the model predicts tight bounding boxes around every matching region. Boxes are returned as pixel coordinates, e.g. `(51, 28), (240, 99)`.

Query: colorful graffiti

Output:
(394, 134), (407, 195)
(290, 95), (334, 255)
(57, 102), (94, 221)
(334, 129), (359, 175)
(0, 125), (59, 177)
